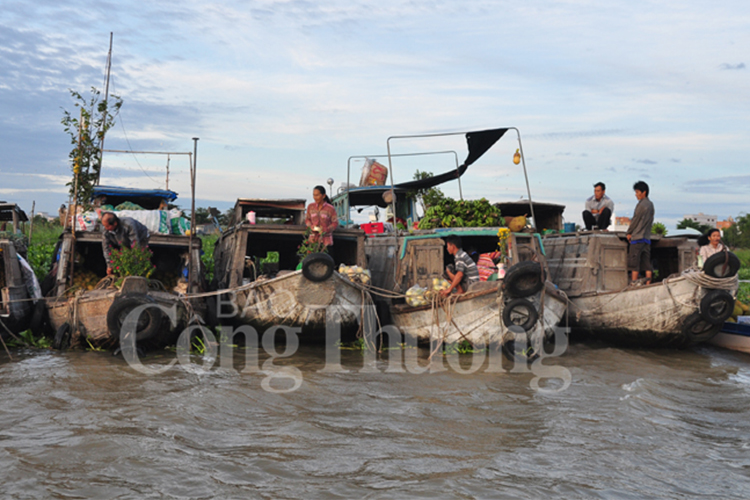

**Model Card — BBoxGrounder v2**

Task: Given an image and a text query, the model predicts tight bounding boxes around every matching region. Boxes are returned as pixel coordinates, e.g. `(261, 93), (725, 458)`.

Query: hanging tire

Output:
(205, 294), (219, 327)
(703, 251), (740, 278)
(301, 253), (335, 283)
(29, 300), (51, 337)
(53, 322), (71, 350)
(502, 298), (539, 331)
(503, 261), (544, 298)
(682, 311), (721, 345)
(107, 294), (164, 342)
(699, 289), (735, 325)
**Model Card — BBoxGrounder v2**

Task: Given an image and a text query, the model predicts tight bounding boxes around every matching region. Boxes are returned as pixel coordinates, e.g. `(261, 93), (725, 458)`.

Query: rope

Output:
(681, 267), (739, 291)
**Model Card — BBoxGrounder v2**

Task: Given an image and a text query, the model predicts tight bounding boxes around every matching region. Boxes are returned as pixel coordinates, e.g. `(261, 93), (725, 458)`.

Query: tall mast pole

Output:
(96, 32), (114, 186)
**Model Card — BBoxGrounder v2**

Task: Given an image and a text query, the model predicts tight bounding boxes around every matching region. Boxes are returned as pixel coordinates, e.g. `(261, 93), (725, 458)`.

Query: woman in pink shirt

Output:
(305, 185), (339, 248)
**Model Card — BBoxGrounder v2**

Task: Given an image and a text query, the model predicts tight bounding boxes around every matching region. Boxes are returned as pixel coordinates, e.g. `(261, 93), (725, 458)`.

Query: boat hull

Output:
(708, 322), (750, 354)
(391, 282), (568, 348)
(567, 276), (713, 346)
(220, 271), (366, 338)
(47, 277), (202, 349)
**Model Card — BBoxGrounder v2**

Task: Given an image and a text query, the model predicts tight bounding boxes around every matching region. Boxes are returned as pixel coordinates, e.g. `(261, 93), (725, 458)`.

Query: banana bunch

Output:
(338, 264), (371, 286)
(727, 299), (750, 323)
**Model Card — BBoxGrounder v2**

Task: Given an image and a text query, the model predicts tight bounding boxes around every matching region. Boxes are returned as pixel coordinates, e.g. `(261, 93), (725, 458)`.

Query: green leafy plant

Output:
(6, 329), (52, 349)
(297, 227), (327, 261)
(110, 245), (155, 279)
(61, 87), (123, 208)
(417, 197), (502, 229)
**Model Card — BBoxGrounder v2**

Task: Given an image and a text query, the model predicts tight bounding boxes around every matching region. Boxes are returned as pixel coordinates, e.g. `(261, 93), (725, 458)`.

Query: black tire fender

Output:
(699, 289), (735, 326)
(301, 253), (335, 282)
(53, 322), (71, 350)
(205, 294), (219, 327)
(502, 297), (539, 331)
(703, 251), (740, 278)
(29, 300), (51, 337)
(503, 261), (545, 298)
(682, 311), (721, 345)
(107, 294), (164, 342)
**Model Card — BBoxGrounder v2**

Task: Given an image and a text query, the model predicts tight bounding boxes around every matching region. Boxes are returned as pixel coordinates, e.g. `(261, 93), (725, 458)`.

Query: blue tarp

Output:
(92, 186), (178, 202)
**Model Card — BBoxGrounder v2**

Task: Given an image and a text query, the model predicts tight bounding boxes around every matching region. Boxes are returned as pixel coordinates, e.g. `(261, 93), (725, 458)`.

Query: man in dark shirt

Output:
(101, 212), (150, 276)
(626, 180), (654, 284)
(441, 236), (480, 295)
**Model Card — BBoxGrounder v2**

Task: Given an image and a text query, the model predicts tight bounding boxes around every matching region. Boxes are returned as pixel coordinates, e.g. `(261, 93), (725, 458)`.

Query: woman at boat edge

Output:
(305, 185), (339, 248)
(698, 228), (725, 266)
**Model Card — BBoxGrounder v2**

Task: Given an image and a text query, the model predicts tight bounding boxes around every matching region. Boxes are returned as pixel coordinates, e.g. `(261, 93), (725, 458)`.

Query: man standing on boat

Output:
(626, 181), (654, 284)
(101, 212), (150, 276)
(441, 236), (480, 296)
(582, 182), (614, 230)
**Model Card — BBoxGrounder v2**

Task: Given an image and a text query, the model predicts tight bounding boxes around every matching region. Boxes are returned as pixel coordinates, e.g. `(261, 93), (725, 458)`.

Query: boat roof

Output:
(0, 202), (29, 223)
(230, 198), (307, 225)
(333, 185), (411, 208)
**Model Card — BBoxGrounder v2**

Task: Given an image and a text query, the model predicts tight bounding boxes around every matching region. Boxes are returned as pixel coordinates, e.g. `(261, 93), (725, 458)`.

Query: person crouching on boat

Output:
(305, 185), (339, 248)
(626, 181), (654, 285)
(441, 236), (480, 296)
(698, 228), (725, 266)
(582, 181), (614, 230)
(101, 212), (150, 276)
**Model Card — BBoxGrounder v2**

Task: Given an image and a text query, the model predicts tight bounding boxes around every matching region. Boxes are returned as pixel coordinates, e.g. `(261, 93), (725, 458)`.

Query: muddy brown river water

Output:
(1, 340), (749, 499)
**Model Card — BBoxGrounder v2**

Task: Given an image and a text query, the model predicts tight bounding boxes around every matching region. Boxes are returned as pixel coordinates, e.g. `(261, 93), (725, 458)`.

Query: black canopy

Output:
(392, 128), (508, 191)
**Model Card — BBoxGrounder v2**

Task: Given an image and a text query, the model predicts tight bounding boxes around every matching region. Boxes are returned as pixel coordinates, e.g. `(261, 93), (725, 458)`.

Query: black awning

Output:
(392, 128), (508, 191)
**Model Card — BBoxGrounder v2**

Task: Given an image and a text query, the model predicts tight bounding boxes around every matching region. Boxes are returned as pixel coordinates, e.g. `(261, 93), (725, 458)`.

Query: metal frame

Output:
(343, 150), (461, 227)
(385, 127), (537, 232)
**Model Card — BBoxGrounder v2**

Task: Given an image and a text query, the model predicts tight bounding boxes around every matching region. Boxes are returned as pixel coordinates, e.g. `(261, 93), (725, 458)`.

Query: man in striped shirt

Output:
(441, 236), (480, 296)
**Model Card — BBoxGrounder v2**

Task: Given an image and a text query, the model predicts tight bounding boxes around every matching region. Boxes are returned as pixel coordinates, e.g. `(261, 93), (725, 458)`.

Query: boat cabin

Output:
(332, 185), (418, 229)
(0, 202), (29, 235)
(367, 229), (544, 294)
(543, 232), (698, 297)
(213, 198), (366, 289)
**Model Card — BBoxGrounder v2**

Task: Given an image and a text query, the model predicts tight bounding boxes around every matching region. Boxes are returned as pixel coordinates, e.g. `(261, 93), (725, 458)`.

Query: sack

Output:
(405, 284), (429, 307)
(358, 159), (389, 187)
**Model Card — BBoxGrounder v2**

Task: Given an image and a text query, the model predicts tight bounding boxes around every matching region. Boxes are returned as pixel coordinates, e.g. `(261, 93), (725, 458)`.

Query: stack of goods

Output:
(151, 270), (182, 291)
(338, 264), (371, 285)
(73, 203), (191, 235)
(477, 251), (502, 281)
(69, 270), (101, 292)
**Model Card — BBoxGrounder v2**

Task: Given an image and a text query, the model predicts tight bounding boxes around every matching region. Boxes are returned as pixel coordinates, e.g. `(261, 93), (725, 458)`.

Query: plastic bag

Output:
(405, 284), (429, 307)
(338, 264), (371, 285)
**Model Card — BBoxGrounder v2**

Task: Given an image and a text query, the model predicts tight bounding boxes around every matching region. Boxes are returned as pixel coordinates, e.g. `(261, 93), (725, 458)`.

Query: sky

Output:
(0, 0), (748, 228)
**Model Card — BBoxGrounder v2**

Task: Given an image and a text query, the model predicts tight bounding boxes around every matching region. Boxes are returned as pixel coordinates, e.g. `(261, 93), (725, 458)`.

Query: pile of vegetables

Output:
(417, 197), (502, 230)
(727, 299), (750, 322)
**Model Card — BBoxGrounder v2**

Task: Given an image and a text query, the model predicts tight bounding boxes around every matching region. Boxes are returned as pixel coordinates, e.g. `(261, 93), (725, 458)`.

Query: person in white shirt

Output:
(698, 228), (725, 265)
(583, 182), (615, 230)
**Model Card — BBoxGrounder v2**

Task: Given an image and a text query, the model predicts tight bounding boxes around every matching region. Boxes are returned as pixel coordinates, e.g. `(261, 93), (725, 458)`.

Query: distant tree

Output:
(61, 87), (123, 208)
(723, 214), (750, 249)
(677, 218), (712, 235)
(193, 207), (212, 225)
(651, 221), (668, 236)
(407, 170), (444, 213)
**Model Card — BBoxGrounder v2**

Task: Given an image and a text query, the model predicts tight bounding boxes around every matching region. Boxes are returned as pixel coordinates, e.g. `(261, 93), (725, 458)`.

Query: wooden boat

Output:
(43, 187), (206, 350)
(543, 231), (739, 347)
(331, 127), (568, 351)
(211, 198), (370, 337)
(371, 228), (567, 348)
(708, 321), (750, 354)
(0, 202), (34, 339)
